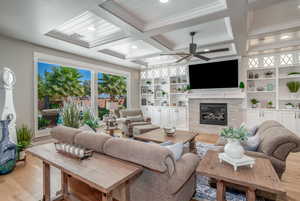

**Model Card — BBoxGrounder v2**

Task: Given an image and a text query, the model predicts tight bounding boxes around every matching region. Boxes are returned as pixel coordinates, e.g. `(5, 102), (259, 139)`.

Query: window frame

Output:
(33, 52), (131, 135)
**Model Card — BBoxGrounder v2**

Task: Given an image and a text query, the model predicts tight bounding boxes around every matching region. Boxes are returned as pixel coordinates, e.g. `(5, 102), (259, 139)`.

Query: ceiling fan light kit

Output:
(161, 32), (230, 63)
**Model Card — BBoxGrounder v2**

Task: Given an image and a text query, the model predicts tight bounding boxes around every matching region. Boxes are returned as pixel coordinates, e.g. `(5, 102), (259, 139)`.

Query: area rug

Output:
(193, 142), (272, 201)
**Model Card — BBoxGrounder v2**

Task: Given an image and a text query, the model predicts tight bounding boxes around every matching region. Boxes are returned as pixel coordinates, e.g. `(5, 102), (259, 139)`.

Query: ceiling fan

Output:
(160, 32), (230, 63)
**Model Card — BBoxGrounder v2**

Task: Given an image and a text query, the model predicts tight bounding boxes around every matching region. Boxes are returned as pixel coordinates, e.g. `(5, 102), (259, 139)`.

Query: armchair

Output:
(119, 109), (151, 137)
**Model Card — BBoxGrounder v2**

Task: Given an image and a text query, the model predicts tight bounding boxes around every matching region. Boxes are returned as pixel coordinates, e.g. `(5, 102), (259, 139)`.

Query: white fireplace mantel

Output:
(187, 91), (246, 100)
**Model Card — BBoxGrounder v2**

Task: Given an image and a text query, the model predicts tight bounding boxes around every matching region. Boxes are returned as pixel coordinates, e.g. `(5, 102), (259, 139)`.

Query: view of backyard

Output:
(37, 62), (127, 130)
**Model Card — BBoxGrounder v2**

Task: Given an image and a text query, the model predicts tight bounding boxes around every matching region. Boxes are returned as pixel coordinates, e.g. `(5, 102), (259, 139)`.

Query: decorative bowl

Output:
(163, 127), (176, 137)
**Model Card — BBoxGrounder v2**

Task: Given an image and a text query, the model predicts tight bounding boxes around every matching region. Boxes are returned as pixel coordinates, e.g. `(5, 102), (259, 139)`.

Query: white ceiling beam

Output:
(95, 37), (139, 50)
(248, 39), (300, 52)
(248, 0), (287, 10)
(226, 0), (248, 56)
(92, 6), (173, 52)
(142, 9), (230, 37)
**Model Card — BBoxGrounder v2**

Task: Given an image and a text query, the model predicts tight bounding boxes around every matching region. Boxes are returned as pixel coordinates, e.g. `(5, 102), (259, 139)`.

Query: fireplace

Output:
(200, 103), (227, 126)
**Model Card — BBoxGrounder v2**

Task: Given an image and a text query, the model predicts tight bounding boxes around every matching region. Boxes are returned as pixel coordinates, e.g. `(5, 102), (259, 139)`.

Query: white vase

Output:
(224, 139), (245, 159)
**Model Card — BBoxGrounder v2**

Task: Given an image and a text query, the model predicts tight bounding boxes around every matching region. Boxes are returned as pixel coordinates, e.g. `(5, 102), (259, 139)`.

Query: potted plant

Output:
(220, 126), (248, 159)
(16, 125), (33, 161)
(250, 98), (259, 108)
(267, 101), (273, 109)
(288, 72), (300, 77)
(285, 103), (295, 109)
(239, 82), (245, 92)
(287, 81), (300, 99)
(146, 81), (152, 85)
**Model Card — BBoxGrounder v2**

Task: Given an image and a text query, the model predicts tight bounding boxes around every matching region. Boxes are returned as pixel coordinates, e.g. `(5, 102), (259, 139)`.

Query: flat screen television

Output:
(188, 59), (239, 89)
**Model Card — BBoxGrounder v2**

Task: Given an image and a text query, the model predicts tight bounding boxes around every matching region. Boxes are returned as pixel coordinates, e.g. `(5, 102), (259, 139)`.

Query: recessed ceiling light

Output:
(159, 0), (169, 3)
(280, 35), (290, 40)
(204, 49), (210, 52)
(131, 45), (138, 49)
(87, 26), (96, 31)
(298, 4), (300, 9)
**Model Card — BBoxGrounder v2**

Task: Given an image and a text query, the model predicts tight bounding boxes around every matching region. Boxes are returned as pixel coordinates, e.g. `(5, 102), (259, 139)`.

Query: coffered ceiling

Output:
(0, 0), (298, 68)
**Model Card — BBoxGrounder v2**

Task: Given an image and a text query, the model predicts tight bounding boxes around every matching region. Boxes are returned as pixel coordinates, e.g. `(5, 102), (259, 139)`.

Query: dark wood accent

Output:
(197, 150), (286, 200)
(26, 143), (143, 201)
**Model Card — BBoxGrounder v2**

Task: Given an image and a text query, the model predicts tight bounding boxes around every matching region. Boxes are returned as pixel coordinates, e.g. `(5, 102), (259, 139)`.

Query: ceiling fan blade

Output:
(196, 48), (230, 54)
(160, 53), (189, 56)
(194, 54), (210, 61)
(176, 55), (192, 63)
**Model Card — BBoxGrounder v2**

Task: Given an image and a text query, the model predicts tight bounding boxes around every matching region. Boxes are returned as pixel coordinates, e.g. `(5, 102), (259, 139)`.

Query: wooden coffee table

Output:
(133, 128), (198, 153)
(26, 143), (143, 201)
(196, 150), (286, 201)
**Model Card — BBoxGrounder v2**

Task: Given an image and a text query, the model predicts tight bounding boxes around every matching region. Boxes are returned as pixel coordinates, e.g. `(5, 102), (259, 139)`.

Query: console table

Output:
(196, 150), (286, 201)
(26, 143), (143, 201)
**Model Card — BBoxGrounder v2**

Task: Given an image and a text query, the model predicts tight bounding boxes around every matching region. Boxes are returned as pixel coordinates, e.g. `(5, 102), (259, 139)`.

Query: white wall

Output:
(0, 35), (140, 129)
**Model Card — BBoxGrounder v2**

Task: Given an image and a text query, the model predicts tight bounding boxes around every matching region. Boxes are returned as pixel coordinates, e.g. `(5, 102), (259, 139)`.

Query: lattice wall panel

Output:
(279, 54), (293, 66)
(161, 68), (168, 77)
(169, 67), (177, 77)
(147, 70), (153, 79)
(263, 56), (275, 67)
(153, 69), (160, 78)
(178, 66), (187, 75)
(248, 58), (259, 68)
(141, 71), (146, 79)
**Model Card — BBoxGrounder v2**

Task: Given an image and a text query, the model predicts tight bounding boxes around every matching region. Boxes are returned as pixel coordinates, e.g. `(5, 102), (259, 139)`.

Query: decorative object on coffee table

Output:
(134, 128), (198, 153)
(218, 152), (255, 171)
(197, 150), (286, 201)
(221, 126), (248, 159)
(163, 126), (176, 136)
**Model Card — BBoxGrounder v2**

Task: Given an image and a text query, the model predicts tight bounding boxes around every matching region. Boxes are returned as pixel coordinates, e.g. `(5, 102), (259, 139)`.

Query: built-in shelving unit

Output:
(246, 51), (300, 110)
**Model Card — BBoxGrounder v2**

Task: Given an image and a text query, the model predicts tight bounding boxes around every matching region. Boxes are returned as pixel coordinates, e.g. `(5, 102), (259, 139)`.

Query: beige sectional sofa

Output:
(51, 126), (200, 201)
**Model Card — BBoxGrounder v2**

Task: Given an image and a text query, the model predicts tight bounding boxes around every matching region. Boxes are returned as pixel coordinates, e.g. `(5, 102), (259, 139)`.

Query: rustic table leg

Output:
(102, 192), (113, 201)
(43, 162), (51, 201)
(190, 137), (197, 154)
(62, 172), (69, 199)
(216, 180), (225, 201)
(124, 181), (130, 201)
(246, 188), (256, 201)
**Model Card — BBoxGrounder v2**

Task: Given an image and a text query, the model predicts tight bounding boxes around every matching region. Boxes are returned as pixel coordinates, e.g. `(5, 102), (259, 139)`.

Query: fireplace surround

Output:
(200, 103), (228, 126)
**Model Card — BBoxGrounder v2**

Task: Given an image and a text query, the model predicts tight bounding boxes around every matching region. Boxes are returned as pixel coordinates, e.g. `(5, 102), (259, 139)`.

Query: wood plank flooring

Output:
(0, 134), (299, 201)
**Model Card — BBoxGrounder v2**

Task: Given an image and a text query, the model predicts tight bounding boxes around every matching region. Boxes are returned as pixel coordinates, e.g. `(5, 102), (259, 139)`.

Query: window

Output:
(37, 62), (91, 130)
(97, 73), (127, 120)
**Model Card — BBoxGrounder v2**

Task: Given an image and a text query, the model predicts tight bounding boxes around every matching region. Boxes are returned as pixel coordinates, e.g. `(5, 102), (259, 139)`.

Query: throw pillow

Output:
(127, 115), (143, 122)
(79, 124), (95, 133)
(163, 143), (184, 161)
(243, 134), (261, 151)
(240, 122), (259, 136)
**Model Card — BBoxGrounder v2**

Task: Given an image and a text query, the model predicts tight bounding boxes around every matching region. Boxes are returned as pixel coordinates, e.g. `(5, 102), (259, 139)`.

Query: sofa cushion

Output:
(120, 109), (143, 118)
(130, 122), (151, 127)
(256, 120), (283, 136)
(127, 115), (144, 122)
(103, 138), (175, 174)
(257, 126), (298, 160)
(162, 143), (184, 161)
(51, 126), (82, 144)
(74, 132), (111, 153)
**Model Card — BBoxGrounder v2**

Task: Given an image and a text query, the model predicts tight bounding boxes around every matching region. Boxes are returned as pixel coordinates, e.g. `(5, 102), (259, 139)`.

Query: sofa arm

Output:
(245, 151), (271, 159)
(168, 153), (200, 194)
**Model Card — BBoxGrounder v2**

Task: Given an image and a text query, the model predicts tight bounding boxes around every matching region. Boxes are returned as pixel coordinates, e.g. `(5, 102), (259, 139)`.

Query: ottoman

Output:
(133, 124), (160, 136)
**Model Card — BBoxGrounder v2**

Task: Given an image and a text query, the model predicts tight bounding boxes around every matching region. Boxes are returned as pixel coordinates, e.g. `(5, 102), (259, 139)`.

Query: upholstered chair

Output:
(119, 109), (151, 137)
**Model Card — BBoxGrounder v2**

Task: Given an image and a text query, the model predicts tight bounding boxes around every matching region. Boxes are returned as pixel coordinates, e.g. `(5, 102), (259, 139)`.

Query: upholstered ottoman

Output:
(132, 124), (160, 136)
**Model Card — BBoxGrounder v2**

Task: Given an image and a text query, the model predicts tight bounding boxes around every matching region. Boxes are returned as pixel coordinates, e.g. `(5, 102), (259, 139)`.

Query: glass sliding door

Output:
(37, 62), (92, 130)
(97, 72), (127, 120)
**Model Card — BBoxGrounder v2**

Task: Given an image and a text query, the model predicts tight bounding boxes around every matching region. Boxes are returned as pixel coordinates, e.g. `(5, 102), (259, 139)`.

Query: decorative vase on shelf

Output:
(224, 139), (245, 159)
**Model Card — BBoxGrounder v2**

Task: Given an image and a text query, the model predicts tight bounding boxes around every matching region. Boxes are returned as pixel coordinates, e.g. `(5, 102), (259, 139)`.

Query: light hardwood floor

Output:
(0, 134), (299, 201)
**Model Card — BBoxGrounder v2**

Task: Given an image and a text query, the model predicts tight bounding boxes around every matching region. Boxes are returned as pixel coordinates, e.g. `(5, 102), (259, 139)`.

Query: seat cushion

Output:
(74, 132), (111, 153)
